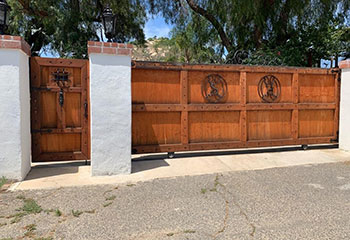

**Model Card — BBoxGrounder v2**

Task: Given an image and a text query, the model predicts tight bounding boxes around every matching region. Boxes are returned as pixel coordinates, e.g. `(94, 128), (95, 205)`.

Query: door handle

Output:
(84, 102), (88, 119)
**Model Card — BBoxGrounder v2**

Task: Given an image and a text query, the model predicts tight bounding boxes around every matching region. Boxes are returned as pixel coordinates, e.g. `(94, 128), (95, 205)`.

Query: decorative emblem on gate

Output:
(52, 68), (70, 88)
(52, 68), (71, 107)
(201, 74), (228, 103)
(258, 75), (281, 103)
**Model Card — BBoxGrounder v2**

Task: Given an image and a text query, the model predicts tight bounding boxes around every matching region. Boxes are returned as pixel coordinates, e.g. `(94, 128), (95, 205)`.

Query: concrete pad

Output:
(14, 147), (350, 190)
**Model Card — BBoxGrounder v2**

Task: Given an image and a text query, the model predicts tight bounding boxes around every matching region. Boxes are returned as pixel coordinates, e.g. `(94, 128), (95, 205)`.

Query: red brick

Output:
(339, 60), (350, 69)
(0, 36), (31, 56)
(12, 36), (22, 41)
(3, 35), (13, 40)
(102, 47), (117, 54)
(87, 41), (96, 46)
(0, 40), (21, 49)
(110, 42), (118, 48)
(102, 42), (110, 47)
(88, 46), (102, 54)
(95, 42), (103, 46)
(118, 43), (126, 48)
(117, 48), (131, 56)
(21, 41), (31, 56)
(126, 44), (133, 49)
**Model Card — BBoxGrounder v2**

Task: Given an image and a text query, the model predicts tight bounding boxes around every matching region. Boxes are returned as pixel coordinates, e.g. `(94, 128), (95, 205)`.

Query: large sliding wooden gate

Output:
(132, 62), (340, 154)
(30, 57), (90, 162)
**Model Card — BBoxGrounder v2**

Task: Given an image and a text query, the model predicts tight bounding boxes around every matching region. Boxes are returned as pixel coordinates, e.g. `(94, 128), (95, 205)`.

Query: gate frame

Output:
(132, 61), (340, 154)
(30, 57), (91, 162)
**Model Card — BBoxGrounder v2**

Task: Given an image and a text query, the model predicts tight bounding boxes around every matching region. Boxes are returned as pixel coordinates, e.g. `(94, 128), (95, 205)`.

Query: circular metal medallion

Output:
(258, 75), (281, 103)
(201, 74), (228, 103)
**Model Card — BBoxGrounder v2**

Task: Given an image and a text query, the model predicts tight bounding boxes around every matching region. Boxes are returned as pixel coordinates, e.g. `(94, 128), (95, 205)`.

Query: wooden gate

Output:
(30, 57), (90, 162)
(131, 62), (340, 154)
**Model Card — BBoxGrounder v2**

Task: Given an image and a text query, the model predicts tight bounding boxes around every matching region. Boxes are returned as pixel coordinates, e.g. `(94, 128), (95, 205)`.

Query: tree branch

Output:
(184, 0), (233, 51)
(17, 0), (49, 17)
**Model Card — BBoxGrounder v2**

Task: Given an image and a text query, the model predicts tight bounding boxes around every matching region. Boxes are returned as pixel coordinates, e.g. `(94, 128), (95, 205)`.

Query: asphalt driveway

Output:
(1, 161), (350, 239)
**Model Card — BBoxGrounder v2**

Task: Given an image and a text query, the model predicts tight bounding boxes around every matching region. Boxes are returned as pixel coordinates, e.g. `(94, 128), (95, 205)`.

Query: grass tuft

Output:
(0, 177), (7, 189)
(55, 209), (62, 217)
(103, 202), (112, 207)
(22, 199), (42, 214)
(71, 210), (83, 217)
(105, 195), (116, 201)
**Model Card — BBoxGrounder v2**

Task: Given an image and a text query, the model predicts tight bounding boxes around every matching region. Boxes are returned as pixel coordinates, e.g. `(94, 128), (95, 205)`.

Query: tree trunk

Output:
(185, 0), (234, 52)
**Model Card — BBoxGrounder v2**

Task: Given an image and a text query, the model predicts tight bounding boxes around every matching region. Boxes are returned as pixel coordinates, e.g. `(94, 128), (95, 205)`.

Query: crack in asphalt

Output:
(214, 174), (256, 239)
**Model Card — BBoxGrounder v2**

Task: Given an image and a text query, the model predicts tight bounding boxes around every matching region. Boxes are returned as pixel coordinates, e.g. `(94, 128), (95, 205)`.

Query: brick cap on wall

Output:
(0, 35), (31, 56)
(339, 59), (350, 69)
(88, 41), (133, 56)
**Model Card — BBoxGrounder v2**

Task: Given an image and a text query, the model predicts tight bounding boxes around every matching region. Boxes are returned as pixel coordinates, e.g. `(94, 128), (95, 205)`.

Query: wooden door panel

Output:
(40, 92), (57, 128)
(31, 57), (90, 162)
(65, 93), (82, 128)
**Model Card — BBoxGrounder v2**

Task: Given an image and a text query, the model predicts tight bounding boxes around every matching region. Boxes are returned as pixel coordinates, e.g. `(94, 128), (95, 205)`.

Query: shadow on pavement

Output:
(132, 144), (339, 162)
(25, 161), (89, 180)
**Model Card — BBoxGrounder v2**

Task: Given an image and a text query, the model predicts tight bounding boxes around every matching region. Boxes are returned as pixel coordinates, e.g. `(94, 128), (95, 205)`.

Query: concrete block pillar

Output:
(88, 41), (133, 176)
(339, 60), (350, 151)
(0, 35), (31, 180)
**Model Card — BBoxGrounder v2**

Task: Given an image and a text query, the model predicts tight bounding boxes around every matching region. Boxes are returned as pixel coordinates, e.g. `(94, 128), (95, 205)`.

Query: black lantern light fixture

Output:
(102, 4), (117, 42)
(0, 0), (11, 35)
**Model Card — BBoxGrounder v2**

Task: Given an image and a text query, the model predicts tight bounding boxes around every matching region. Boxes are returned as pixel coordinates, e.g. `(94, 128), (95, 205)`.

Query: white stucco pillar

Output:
(0, 35), (31, 180)
(339, 60), (350, 151)
(88, 41), (132, 176)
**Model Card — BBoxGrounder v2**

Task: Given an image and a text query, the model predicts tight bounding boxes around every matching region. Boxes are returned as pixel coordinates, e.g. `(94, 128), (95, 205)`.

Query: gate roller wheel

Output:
(301, 145), (308, 150)
(167, 152), (175, 159)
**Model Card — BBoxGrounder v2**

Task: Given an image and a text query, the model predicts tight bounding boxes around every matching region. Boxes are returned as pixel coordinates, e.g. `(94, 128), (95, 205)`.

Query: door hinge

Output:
(31, 87), (52, 91)
(31, 129), (53, 134)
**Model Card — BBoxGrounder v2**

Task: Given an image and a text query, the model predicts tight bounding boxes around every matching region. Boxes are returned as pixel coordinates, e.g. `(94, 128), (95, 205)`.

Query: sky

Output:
(144, 15), (172, 39)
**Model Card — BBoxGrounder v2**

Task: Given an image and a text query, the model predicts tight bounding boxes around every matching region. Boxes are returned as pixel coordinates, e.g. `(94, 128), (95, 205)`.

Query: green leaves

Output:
(7, 0), (148, 58)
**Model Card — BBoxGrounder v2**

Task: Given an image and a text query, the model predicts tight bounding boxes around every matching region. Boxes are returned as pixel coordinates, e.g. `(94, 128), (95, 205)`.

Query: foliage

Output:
(150, 0), (350, 66)
(7, 0), (148, 58)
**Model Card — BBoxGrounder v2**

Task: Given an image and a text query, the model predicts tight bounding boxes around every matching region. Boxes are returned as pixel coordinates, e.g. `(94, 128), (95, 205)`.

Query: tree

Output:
(7, 0), (148, 58)
(150, 0), (350, 66)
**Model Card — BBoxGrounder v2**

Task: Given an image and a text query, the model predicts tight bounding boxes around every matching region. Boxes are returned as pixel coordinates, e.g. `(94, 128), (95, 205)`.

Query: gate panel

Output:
(189, 112), (240, 143)
(131, 62), (339, 154)
(247, 110), (292, 140)
(31, 57), (90, 162)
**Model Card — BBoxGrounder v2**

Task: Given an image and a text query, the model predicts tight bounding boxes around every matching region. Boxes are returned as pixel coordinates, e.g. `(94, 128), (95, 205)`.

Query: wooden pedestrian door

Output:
(30, 57), (90, 162)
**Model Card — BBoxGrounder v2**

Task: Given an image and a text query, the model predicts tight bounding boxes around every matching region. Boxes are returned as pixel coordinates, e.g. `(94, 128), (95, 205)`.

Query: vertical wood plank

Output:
(181, 70), (189, 145)
(334, 72), (340, 139)
(292, 73), (299, 140)
(56, 91), (66, 129)
(240, 111), (247, 142)
(292, 73), (299, 104)
(240, 72), (247, 142)
(80, 64), (89, 158)
(240, 71), (247, 104)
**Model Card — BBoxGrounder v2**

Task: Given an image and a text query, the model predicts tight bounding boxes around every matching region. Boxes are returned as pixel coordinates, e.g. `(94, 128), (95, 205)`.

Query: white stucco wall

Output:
(340, 68), (350, 151)
(0, 49), (31, 180)
(89, 53), (132, 176)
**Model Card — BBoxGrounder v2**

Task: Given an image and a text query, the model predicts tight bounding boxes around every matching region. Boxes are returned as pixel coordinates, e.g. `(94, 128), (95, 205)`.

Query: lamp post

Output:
(102, 5), (117, 42)
(0, 0), (11, 35)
